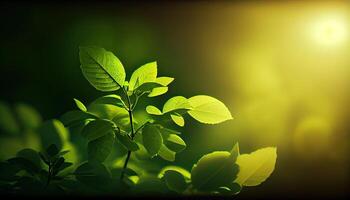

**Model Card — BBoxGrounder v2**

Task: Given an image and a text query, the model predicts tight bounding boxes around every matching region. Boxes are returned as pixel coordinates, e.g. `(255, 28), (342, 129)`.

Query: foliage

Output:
(0, 46), (277, 196)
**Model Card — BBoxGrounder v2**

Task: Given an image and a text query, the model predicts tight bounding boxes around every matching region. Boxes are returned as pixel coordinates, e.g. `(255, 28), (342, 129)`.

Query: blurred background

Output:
(0, 0), (349, 198)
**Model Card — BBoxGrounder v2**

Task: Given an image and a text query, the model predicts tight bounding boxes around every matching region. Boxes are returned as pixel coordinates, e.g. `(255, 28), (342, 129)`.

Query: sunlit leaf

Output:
(163, 96), (192, 113)
(73, 98), (87, 112)
(158, 144), (175, 162)
(146, 105), (162, 115)
(191, 151), (239, 191)
(188, 95), (232, 124)
(170, 114), (184, 127)
(134, 82), (163, 94)
(79, 46), (125, 91)
(142, 125), (163, 157)
(164, 134), (186, 153)
(235, 147), (277, 186)
(129, 61), (157, 91)
(148, 87), (168, 97)
(158, 166), (191, 180)
(155, 77), (174, 86)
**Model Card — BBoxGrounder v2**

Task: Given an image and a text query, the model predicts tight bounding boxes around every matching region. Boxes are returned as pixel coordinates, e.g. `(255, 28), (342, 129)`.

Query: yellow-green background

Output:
(1, 1), (349, 198)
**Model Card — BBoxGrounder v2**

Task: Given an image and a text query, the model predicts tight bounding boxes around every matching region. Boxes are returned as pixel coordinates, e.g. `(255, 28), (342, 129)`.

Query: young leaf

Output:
(79, 46), (125, 91)
(155, 77), (174, 86)
(191, 151), (239, 191)
(163, 96), (192, 113)
(188, 95), (233, 124)
(142, 125), (163, 157)
(129, 61), (157, 91)
(73, 98), (87, 112)
(164, 134), (186, 153)
(146, 105), (163, 115)
(88, 132), (115, 163)
(148, 87), (168, 97)
(170, 114), (185, 127)
(235, 147), (277, 186)
(81, 119), (115, 142)
(162, 170), (188, 193)
(158, 145), (175, 162)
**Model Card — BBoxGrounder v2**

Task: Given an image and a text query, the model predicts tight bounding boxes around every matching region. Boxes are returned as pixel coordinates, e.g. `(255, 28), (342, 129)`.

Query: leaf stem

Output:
(120, 89), (136, 180)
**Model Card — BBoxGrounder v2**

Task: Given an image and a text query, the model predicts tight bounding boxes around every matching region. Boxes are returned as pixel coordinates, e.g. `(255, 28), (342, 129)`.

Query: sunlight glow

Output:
(312, 17), (347, 45)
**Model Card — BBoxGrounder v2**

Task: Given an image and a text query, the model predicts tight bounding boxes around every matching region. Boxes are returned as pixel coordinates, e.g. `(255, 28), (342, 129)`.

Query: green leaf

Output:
(158, 166), (191, 180)
(60, 110), (97, 127)
(88, 132), (115, 163)
(115, 133), (139, 151)
(148, 87), (168, 97)
(170, 114), (184, 127)
(164, 134), (186, 153)
(142, 125), (163, 157)
(235, 147), (277, 186)
(81, 119), (115, 142)
(158, 144), (175, 162)
(129, 61), (157, 91)
(162, 170), (188, 193)
(38, 119), (69, 150)
(79, 46), (125, 91)
(89, 94), (124, 108)
(134, 82), (163, 94)
(188, 95), (233, 124)
(14, 103), (42, 130)
(73, 98), (87, 112)
(163, 96), (192, 113)
(146, 105), (162, 115)
(191, 151), (239, 191)
(155, 77), (174, 86)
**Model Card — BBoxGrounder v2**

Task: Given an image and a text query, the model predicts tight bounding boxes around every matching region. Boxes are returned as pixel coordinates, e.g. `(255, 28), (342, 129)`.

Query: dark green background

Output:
(1, 1), (349, 198)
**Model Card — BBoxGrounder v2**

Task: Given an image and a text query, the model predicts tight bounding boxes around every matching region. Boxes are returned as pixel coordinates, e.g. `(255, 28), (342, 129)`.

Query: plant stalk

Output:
(120, 91), (136, 180)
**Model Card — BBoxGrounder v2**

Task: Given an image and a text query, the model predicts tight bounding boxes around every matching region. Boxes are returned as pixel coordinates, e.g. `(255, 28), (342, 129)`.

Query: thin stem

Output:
(120, 89), (136, 180)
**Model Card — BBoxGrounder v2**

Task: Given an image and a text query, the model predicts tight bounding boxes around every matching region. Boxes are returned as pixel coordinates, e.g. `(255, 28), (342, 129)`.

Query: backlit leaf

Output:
(235, 147), (277, 186)
(155, 77), (174, 86)
(129, 61), (157, 91)
(191, 151), (239, 191)
(188, 95), (232, 124)
(79, 46), (125, 91)
(73, 98), (87, 112)
(162, 170), (187, 193)
(146, 105), (162, 115)
(81, 119), (115, 142)
(158, 145), (175, 162)
(148, 87), (168, 97)
(164, 134), (186, 153)
(163, 96), (192, 113)
(170, 114), (184, 127)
